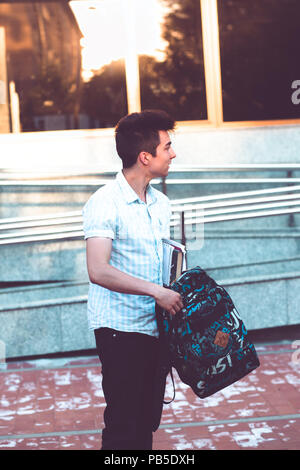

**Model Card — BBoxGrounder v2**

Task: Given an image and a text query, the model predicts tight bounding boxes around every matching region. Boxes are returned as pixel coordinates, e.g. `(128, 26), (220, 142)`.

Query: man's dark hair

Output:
(115, 109), (176, 169)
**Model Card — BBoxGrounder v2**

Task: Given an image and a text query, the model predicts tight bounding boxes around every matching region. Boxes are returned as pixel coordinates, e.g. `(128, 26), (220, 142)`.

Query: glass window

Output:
(138, 0), (207, 121)
(218, 0), (300, 121)
(0, 0), (128, 132)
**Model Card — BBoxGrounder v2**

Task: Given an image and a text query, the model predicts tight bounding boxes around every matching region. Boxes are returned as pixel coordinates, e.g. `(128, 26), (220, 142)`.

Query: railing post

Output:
(287, 170), (295, 227)
(181, 211), (186, 246)
(162, 176), (167, 195)
(0, 340), (6, 370)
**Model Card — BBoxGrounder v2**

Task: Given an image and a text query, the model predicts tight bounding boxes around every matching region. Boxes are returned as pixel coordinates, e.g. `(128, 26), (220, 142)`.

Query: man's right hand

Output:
(153, 285), (184, 316)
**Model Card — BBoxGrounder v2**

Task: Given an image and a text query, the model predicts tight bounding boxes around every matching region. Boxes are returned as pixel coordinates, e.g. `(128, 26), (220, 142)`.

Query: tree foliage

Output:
(141, 0), (207, 121)
(21, 63), (78, 131)
(80, 60), (128, 128)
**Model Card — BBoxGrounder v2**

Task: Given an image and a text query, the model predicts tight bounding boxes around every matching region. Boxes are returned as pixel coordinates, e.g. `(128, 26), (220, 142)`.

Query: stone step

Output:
(0, 280), (88, 307)
(186, 231), (300, 270)
(0, 294), (93, 358)
(220, 270), (300, 332)
(205, 256), (300, 280)
(1, 228), (300, 282)
(0, 238), (87, 282)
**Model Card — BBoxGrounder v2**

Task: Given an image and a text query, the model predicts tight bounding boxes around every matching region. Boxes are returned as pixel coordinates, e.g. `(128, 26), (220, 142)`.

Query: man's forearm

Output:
(88, 261), (184, 315)
(89, 263), (159, 299)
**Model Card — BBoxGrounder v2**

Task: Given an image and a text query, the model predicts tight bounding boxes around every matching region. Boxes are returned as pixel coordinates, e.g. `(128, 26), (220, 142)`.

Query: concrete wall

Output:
(0, 296), (94, 358)
(0, 123), (300, 171)
(0, 239), (88, 283)
(1, 268), (299, 358)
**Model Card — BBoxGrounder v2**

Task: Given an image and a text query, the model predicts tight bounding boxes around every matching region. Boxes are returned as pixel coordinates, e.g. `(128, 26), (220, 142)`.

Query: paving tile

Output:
(0, 342), (299, 450)
(32, 410), (56, 433)
(79, 433), (100, 450)
(59, 434), (82, 450)
(35, 436), (61, 450)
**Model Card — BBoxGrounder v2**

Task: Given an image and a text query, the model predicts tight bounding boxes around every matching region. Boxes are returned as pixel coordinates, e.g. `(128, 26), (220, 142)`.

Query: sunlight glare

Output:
(70, 0), (166, 80)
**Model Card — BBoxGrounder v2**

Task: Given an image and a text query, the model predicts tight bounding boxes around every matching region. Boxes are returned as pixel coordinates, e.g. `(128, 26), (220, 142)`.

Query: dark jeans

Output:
(94, 327), (168, 450)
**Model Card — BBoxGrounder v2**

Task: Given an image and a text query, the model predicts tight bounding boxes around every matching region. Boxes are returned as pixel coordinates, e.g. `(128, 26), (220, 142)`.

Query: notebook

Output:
(162, 238), (186, 286)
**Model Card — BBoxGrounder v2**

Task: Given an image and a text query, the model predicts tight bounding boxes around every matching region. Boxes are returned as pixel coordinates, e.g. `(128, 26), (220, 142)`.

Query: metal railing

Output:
(1, 164), (300, 186)
(1, 183), (300, 245)
(170, 184), (300, 226)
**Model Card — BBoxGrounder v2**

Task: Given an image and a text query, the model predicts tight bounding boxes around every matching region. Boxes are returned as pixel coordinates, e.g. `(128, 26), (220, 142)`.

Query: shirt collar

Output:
(116, 170), (157, 205)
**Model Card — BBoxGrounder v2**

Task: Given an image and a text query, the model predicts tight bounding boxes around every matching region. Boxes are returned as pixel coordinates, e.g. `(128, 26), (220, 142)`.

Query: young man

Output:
(82, 110), (183, 450)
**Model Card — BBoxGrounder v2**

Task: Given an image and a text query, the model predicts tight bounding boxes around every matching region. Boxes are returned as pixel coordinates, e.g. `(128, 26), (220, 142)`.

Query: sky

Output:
(70, 0), (167, 80)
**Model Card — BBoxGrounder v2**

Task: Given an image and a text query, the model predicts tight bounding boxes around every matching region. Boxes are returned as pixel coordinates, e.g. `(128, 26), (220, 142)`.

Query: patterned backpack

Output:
(156, 266), (260, 399)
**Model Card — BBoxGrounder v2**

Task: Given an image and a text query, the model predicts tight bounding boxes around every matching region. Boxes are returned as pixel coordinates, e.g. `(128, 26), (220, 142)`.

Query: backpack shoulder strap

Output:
(163, 367), (176, 404)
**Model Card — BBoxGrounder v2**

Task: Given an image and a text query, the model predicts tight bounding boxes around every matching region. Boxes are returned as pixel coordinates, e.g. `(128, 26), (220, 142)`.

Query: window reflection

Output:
(0, 1), (82, 131)
(80, 58), (128, 128)
(139, 0), (207, 121)
(0, 0), (127, 131)
(71, 0), (128, 128)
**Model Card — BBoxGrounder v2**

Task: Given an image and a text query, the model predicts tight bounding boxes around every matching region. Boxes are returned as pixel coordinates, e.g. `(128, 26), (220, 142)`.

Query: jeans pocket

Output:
(95, 328), (117, 359)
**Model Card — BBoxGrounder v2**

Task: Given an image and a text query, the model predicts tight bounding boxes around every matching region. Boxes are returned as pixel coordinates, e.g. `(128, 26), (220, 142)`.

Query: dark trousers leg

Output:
(94, 328), (167, 450)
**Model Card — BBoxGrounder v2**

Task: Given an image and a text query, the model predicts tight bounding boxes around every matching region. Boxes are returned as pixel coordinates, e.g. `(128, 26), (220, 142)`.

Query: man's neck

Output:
(122, 168), (151, 203)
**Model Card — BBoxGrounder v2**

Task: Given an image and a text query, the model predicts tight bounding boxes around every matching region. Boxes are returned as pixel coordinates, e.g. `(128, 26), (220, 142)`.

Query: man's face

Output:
(148, 130), (176, 177)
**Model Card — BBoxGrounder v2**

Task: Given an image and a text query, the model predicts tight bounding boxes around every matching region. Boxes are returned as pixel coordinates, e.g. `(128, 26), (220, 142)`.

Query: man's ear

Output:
(138, 151), (151, 166)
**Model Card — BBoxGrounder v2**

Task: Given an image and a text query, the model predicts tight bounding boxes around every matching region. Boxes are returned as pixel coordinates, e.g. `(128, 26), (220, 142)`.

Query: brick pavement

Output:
(0, 341), (299, 450)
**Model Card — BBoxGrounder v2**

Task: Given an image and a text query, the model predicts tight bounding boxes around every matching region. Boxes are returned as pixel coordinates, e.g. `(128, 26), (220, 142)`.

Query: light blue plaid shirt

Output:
(82, 171), (171, 337)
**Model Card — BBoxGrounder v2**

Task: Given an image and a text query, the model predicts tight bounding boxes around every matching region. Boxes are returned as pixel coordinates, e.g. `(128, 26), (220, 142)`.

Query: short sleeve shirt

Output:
(82, 170), (171, 337)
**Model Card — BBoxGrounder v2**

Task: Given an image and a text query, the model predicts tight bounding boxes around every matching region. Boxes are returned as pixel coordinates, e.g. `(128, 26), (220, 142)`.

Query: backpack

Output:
(156, 266), (260, 400)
